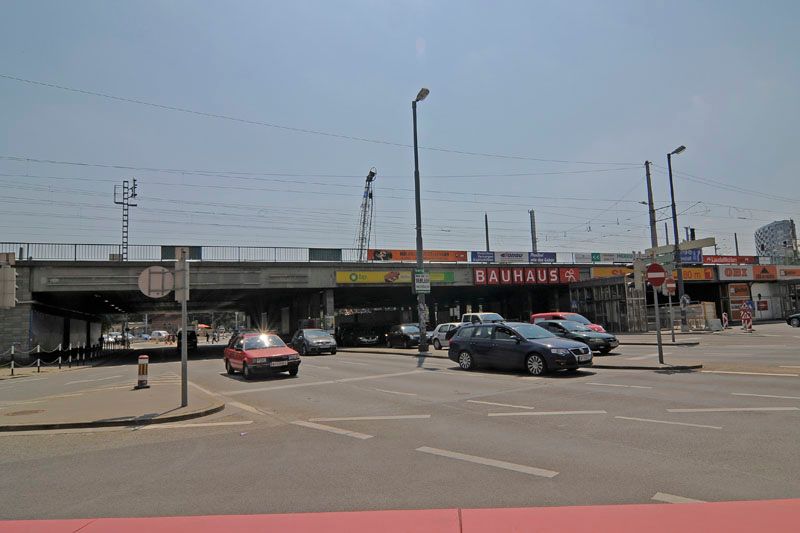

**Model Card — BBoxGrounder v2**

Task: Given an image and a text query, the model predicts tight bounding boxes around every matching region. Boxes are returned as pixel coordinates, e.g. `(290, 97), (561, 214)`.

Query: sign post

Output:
(175, 247), (190, 407)
(646, 263), (667, 365)
(663, 276), (677, 342)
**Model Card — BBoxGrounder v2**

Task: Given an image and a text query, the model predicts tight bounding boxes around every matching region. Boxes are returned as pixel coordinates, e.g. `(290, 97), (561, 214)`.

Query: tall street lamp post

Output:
(412, 87), (430, 354)
(667, 145), (688, 332)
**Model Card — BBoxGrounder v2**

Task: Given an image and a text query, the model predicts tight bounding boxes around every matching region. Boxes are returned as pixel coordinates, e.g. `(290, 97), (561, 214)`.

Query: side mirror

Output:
(515, 337), (522, 344)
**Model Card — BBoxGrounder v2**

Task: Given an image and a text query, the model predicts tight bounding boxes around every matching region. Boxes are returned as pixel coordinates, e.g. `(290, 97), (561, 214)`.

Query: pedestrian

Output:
(206, 330), (210, 343)
(98, 335), (104, 350)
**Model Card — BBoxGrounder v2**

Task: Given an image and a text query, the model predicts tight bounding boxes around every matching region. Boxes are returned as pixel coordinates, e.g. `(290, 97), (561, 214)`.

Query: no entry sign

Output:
(664, 276), (677, 295)
(646, 263), (667, 287)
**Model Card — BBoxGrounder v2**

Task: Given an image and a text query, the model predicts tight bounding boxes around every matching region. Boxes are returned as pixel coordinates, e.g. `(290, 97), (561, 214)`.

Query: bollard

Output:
(37, 358), (40, 373)
(58, 356), (62, 370)
(135, 355), (150, 389)
(10, 359), (14, 376)
(68, 354), (72, 368)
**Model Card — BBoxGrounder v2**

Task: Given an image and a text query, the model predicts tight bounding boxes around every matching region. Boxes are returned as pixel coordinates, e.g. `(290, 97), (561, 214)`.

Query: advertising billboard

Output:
(528, 252), (557, 263)
(473, 267), (581, 285)
(703, 255), (757, 265)
(718, 265), (753, 281)
(369, 249), (467, 262)
(672, 267), (715, 281)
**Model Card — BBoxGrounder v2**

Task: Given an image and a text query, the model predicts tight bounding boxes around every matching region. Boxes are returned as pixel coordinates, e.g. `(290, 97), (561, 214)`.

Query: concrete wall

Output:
(0, 265), (33, 360)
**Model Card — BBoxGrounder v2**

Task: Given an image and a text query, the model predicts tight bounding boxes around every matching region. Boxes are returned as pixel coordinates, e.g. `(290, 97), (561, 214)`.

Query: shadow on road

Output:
(94, 345), (224, 367)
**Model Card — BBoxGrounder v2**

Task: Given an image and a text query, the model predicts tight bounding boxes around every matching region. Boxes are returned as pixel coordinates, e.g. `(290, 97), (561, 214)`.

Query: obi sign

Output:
(473, 267), (581, 285)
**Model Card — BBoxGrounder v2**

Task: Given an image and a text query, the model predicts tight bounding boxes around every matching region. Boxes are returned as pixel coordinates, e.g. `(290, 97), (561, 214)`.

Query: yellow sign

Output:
(672, 267), (715, 281)
(336, 271), (411, 284)
(590, 266), (632, 278)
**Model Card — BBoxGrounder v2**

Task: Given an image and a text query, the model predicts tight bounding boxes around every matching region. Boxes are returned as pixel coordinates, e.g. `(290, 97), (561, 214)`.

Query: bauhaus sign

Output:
(473, 267), (581, 285)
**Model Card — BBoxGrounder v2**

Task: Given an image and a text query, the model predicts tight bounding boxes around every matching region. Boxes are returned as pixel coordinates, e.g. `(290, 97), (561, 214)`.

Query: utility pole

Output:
(664, 223), (670, 246)
(412, 88), (430, 354)
(529, 210), (538, 252)
(734, 233), (740, 256)
(644, 162), (658, 248)
(484, 213), (490, 252)
(113, 179), (138, 261)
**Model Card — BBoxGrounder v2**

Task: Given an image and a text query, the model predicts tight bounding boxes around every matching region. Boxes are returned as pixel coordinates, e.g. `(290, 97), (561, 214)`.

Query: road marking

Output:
(291, 420), (373, 440)
(585, 382), (652, 389)
(701, 370), (798, 377)
(779, 366), (800, 369)
(667, 407), (800, 413)
(652, 492), (705, 504)
(224, 370), (423, 396)
(373, 388), (418, 396)
(732, 393), (800, 400)
(416, 446), (558, 478)
(467, 400), (536, 410)
(65, 375), (123, 385)
(301, 364), (331, 370)
(141, 421), (253, 430)
(228, 400), (269, 415)
(309, 414), (431, 422)
(488, 410), (607, 417)
(614, 416), (721, 429)
(625, 353), (669, 361)
(336, 360), (368, 366)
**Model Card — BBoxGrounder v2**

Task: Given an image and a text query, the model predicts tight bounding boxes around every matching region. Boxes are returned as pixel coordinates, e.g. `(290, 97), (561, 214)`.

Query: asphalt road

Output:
(0, 324), (798, 520)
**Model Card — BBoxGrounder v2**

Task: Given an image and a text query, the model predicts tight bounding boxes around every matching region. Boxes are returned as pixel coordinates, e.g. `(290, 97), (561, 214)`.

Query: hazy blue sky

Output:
(1, 0), (798, 255)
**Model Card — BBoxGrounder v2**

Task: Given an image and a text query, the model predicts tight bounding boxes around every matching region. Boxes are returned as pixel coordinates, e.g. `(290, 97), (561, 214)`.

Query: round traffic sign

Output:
(646, 263), (667, 287)
(138, 266), (174, 298)
(664, 276), (677, 295)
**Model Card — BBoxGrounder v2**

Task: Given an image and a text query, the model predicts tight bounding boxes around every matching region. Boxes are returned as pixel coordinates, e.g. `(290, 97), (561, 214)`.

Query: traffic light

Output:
(0, 265), (18, 309)
(624, 259), (645, 292)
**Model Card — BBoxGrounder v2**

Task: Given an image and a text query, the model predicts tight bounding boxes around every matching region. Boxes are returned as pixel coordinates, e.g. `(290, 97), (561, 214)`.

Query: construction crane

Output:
(356, 167), (377, 261)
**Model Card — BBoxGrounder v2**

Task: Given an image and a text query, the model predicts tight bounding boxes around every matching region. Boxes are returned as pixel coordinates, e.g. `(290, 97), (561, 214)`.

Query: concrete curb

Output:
(592, 363), (703, 371)
(0, 402), (225, 432)
(620, 342), (700, 347)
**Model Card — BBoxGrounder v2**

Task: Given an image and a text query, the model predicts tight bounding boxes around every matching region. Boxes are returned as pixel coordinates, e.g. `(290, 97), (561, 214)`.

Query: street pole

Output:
(667, 146), (688, 332)
(412, 88), (430, 354)
(664, 223), (670, 246)
(652, 283), (664, 365)
(176, 247), (189, 408)
(529, 209), (538, 253)
(484, 213), (490, 252)
(734, 232), (740, 256)
(644, 161), (658, 248)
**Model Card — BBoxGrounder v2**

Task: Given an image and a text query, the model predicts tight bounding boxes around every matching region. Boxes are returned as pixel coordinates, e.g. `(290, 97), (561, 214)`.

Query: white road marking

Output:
(291, 420), (373, 439)
(625, 353), (670, 361)
(224, 370), (423, 396)
(65, 375), (123, 385)
(373, 388), (417, 397)
(416, 446), (558, 478)
(779, 366), (800, 369)
(488, 410), (607, 417)
(615, 416), (721, 429)
(667, 407), (800, 413)
(652, 492), (705, 504)
(336, 360), (368, 366)
(585, 382), (652, 389)
(467, 400), (536, 410)
(301, 364), (331, 370)
(141, 421), (253, 430)
(732, 393), (800, 400)
(701, 370), (798, 377)
(228, 400), (269, 415)
(309, 414), (431, 422)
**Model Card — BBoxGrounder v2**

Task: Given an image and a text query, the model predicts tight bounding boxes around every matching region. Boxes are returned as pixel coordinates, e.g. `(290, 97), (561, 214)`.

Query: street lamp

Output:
(667, 145), (688, 332)
(412, 87), (429, 354)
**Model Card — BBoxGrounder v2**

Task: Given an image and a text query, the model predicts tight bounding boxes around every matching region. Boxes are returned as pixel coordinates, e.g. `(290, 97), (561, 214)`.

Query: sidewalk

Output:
(0, 381), (224, 432)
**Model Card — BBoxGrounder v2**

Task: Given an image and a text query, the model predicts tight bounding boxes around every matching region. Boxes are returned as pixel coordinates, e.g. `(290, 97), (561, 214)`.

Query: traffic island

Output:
(0, 382), (224, 432)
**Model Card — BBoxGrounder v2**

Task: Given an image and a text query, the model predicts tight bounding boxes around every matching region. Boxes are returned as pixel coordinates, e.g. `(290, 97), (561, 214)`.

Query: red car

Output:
(530, 312), (606, 333)
(224, 332), (301, 380)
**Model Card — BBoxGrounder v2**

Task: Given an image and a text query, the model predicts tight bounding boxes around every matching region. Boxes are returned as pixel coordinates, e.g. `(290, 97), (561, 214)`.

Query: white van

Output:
(460, 312), (505, 324)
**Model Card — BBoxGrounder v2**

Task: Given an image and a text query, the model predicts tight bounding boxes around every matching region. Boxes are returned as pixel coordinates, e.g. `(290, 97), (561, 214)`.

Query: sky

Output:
(1, 0), (798, 256)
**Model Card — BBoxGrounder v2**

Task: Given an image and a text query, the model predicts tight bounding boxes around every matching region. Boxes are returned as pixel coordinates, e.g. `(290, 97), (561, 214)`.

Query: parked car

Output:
(138, 333), (151, 341)
(224, 332), (300, 379)
(461, 312), (505, 324)
(338, 325), (381, 347)
(530, 312), (606, 333)
(386, 324), (421, 348)
(536, 320), (618, 354)
(150, 330), (170, 341)
(430, 322), (461, 350)
(448, 322), (592, 375)
(176, 329), (198, 352)
(787, 312), (800, 328)
(290, 328), (337, 355)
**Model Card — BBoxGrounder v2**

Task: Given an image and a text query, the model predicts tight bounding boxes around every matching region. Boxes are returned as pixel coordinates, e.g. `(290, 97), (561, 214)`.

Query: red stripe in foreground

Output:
(1, 499), (798, 532)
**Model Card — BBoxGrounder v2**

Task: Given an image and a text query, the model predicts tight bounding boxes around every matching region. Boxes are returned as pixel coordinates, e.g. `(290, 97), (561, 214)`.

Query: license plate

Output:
(270, 361), (288, 367)
(578, 354), (591, 362)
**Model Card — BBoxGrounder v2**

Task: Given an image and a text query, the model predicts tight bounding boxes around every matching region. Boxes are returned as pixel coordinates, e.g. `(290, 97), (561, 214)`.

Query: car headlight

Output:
(288, 354), (299, 360)
(551, 348), (571, 356)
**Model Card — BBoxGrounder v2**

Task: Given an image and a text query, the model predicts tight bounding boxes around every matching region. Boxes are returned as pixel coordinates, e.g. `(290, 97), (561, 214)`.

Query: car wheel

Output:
(330, 347), (337, 355)
(433, 339), (441, 350)
(791, 317), (800, 328)
(242, 363), (252, 380)
(599, 348), (611, 355)
(458, 351), (474, 370)
(225, 359), (235, 375)
(288, 366), (299, 377)
(525, 354), (547, 376)
(299, 344), (307, 356)
(386, 339), (392, 348)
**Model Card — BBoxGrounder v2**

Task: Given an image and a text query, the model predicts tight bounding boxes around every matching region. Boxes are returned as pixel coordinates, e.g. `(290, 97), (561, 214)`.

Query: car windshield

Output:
(565, 314), (591, 325)
(304, 330), (330, 338)
(244, 335), (286, 349)
(511, 324), (556, 339)
(401, 325), (420, 333)
(561, 320), (592, 332)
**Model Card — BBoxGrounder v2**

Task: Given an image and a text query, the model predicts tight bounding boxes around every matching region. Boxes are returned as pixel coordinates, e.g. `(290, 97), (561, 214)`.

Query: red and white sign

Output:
(718, 265), (753, 281)
(703, 255), (757, 265)
(646, 263), (667, 287)
(473, 267), (580, 285)
(664, 277), (677, 296)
